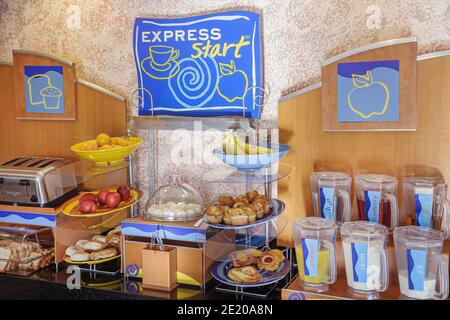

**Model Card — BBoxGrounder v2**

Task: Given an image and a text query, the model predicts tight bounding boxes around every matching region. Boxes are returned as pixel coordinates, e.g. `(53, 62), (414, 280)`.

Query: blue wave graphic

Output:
(122, 225), (205, 242)
(338, 60), (399, 78)
(301, 239), (310, 276)
(364, 191), (371, 221)
(407, 249), (415, 290)
(415, 195), (422, 226)
(168, 57), (218, 108)
(351, 243), (359, 282)
(319, 188), (326, 218)
(0, 211), (56, 227)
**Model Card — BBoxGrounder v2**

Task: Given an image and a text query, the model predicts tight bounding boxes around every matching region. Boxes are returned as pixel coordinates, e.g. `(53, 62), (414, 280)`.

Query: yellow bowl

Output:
(71, 136), (143, 165)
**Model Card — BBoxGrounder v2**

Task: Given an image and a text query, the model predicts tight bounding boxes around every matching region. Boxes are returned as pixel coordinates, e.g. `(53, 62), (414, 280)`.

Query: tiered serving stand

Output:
(202, 157), (292, 298)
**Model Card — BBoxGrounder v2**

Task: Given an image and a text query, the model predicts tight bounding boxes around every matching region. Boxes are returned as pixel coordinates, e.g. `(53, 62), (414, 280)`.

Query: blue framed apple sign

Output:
(337, 60), (399, 122)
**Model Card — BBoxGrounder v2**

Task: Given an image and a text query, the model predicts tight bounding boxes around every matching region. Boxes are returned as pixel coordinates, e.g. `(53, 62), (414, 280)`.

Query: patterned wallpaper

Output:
(1, 0), (449, 206)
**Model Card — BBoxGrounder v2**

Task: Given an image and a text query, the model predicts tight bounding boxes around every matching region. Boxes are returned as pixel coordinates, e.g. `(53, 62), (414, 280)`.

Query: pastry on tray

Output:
(232, 248), (263, 267)
(226, 248), (285, 283)
(205, 190), (273, 226)
(65, 230), (121, 262)
(257, 249), (285, 272)
(227, 266), (262, 284)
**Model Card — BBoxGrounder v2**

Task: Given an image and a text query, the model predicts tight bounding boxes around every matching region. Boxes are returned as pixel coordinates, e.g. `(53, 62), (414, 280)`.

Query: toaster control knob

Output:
(19, 179), (30, 186)
(30, 195), (38, 203)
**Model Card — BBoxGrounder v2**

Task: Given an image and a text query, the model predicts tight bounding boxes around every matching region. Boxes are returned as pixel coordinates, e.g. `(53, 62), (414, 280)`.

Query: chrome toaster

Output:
(0, 157), (79, 207)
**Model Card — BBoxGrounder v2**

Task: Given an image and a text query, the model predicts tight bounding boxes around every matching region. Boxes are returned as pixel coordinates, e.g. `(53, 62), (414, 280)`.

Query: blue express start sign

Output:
(133, 11), (262, 118)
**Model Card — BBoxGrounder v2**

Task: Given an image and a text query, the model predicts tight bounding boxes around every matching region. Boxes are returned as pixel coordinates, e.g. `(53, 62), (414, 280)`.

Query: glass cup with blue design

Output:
(341, 221), (389, 293)
(310, 172), (352, 226)
(292, 217), (337, 287)
(394, 226), (448, 300)
(403, 176), (450, 238)
(355, 174), (399, 231)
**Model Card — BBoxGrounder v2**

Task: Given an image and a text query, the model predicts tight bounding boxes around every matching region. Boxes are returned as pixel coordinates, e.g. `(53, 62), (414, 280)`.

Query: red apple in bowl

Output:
(117, 186), (130, 202)
(105, 192), (121, 209)
(79, 193), (97, 204)
(79, 200), (97, 214)
(97, 189), (110, 205)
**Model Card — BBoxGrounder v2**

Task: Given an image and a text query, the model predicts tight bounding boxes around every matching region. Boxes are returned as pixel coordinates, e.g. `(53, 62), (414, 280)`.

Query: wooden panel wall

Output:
(0, 65), (126, 160)
(0, 63), (128, 189)
(277, 55), (450, 246)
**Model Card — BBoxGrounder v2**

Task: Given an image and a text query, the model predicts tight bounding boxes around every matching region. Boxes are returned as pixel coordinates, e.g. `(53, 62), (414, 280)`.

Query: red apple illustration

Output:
(348, 71), (389, 119)
(217, 60), (248, 103)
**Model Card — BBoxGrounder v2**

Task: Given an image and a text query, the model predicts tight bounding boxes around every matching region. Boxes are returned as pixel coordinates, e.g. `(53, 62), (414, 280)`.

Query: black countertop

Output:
(0, 264), (298, 300)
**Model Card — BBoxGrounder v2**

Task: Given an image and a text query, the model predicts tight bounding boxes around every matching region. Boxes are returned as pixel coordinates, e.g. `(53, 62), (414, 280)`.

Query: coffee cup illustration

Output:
(148, 45), (180, 68)
(40, 86), (62, 109)
(141, 45), (181, 80)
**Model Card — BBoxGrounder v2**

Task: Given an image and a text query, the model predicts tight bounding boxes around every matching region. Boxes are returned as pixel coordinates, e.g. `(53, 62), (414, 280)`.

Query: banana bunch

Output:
(221, 133), (273, 155)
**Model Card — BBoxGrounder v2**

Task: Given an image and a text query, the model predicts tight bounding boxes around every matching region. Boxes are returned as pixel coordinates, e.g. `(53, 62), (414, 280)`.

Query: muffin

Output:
(249, 202), (264, 219)
(229, 208), (248, 226)
(218, 194), (234, 207)
(245, 190), (259, 202)
(243, 207), (257, 223)
(205, 204), (224, 224)
(223, 210), (232, 225)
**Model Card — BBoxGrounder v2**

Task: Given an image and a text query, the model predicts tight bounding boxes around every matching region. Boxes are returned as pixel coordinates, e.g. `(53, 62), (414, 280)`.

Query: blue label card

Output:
(337, 60), (400, 123)
(24, 66), (65, 114)
(351, 242), (368, 283)
(301, 238), (319, 277)
(414, 187), (434, 228)
(407, 249), (427, 291)
(319, 187), (335, 221)
(133, 11), (262, 118)
(364, 191), (380, 223)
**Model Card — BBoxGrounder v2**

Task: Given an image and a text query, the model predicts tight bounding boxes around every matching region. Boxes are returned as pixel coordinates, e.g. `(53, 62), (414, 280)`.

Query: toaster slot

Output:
(1, 157), (26, 166)
(26, 159), (49, 167)
(12, 158), (36, 167)
(38, 159), (60, 168)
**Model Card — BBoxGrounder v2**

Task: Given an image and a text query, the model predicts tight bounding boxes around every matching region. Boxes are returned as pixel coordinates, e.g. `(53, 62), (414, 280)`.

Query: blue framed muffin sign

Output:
(24, 66), (65, 114)
(133, 11), (263, 118)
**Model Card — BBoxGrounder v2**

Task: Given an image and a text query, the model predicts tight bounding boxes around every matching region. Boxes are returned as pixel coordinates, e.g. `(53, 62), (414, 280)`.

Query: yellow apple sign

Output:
(347, 71), (390, 119)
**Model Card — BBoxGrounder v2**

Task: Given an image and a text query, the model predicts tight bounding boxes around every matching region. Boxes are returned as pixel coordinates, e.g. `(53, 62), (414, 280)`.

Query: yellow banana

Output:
(222, 133), (273, 155)
(222, 133), (246, 155)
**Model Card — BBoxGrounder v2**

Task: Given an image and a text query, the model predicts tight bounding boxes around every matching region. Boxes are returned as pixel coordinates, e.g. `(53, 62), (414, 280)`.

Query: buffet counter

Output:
(0, 264), (296, 300)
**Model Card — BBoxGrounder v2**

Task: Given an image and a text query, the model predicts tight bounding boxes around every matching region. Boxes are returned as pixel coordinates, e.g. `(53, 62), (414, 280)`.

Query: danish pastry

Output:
(227, 266), (261, 283)
(232, 248), (262, 267)
(257, 249), (285, 272)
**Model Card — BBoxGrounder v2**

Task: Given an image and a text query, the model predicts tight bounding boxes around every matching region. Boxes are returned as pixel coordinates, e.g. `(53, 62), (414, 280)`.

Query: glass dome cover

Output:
(144, 174), (204, 222)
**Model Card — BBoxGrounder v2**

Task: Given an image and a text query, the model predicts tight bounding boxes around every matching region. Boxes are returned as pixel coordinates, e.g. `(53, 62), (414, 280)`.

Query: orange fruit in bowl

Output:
(96, 133), (111, 147)
(79, 141), (98, 151)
